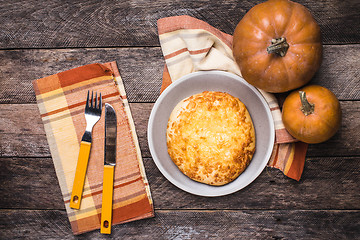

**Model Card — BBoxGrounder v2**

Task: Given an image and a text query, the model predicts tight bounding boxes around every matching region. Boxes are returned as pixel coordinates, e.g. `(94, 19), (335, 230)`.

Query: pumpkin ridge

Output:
(288, 23), (319, 44)
(277, 1), (294, 37)
(281, 58), (291, 91)
(246, 5), (273, 38)
(268, 1), (285, 38)
(261, 56), (275, 80)
(285, 4), (320, 44)
(281, 2), (299, 38)
(269, 6), (278, 37)
(245, 18), (273, 41)
(242, 48), (269, 59)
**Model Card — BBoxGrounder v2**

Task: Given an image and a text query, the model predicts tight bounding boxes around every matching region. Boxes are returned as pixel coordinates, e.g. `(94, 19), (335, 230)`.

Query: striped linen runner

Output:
(158, 15), (308, 181)
(33, 62), (154, 235)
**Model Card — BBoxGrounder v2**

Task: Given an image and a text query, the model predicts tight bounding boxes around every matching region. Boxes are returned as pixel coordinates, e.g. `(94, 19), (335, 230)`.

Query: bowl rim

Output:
(148, 70), (275, 197)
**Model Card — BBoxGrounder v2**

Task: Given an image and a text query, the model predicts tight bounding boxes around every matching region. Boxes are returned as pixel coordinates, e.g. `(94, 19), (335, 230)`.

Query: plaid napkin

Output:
(33, 62), (154, 235)
(158, 15), (308, 181)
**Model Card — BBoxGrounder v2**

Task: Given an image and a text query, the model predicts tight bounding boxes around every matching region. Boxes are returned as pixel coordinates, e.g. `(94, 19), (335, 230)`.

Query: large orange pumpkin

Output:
(233, 0), (323, 93)
(282, 85), (341, 144)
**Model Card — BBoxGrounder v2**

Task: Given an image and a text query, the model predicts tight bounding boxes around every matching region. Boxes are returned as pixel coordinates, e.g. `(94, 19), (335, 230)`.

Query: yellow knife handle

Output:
(100, 165), (115, 234)
(70, 141), (91, 210)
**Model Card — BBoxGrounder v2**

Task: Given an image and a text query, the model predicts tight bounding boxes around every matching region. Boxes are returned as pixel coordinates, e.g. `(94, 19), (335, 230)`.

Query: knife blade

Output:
(100, 103), (117, 234)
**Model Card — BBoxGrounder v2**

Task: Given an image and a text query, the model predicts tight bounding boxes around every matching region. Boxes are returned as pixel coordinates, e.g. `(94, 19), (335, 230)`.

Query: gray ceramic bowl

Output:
(148, 71), (274, 197)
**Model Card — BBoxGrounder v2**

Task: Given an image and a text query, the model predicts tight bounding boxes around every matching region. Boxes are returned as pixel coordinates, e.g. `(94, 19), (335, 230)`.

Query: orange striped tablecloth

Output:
(158, 15), (308, 181)
(33, 62), (154, 235)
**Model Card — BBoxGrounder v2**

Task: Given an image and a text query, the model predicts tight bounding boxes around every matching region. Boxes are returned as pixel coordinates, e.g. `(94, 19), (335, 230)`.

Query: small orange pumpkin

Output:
(282, 85), (341, 144)
(233, 0), (323, 93)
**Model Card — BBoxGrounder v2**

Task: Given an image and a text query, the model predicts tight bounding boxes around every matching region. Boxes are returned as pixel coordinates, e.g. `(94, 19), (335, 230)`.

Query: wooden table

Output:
(0, 0), (359, 239)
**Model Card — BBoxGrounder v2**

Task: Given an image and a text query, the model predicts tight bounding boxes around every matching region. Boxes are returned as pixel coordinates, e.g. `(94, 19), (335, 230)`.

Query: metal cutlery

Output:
(100, 103), (117, 234)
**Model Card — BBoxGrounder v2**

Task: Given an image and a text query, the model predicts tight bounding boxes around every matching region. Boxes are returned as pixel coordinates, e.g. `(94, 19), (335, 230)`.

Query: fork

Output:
(70, 90), (102, 209)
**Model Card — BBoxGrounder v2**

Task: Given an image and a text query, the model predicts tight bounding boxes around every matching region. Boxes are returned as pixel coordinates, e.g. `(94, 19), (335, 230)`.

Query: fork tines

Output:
(86, 90), (102, 110)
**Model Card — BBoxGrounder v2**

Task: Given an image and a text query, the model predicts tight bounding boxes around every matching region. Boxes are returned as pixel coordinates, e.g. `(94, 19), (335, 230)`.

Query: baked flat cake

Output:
(166, 91), (255, 186)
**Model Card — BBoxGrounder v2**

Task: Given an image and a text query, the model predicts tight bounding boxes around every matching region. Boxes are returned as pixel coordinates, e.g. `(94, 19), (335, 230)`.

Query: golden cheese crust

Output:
(166, 91), (255, 186)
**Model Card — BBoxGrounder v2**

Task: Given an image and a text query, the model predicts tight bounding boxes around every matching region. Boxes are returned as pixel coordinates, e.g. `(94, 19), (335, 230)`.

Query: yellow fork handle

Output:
(100, 165), (115, 234)
(70, 141), (91, 209)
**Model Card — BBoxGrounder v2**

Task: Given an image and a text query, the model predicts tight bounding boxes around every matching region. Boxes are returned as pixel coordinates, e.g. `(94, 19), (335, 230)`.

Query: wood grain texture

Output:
(1, 0), (359, 238)
(0, 157), (63, 209)
(0, 45), (359, 103)
(0, 0), (359, 49)
(0, 102), (359, 158)
(0, 48), (164, 103)
(1, 156), (359, 210)
(0, 209), (359, 239)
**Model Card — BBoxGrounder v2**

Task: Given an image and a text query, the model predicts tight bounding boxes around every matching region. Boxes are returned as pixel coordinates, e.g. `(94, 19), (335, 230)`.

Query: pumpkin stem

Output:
(299, 91), (315, 116)
(267, 37), (289, 57)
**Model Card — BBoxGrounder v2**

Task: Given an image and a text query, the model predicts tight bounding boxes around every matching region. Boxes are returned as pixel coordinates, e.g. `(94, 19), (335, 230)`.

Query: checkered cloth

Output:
(33, 62), (154, 235)
(158, 15), (308, 181)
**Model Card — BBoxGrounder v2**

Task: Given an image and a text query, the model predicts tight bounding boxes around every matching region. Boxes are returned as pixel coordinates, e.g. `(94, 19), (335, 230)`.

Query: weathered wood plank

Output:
(0, 0), (359, 49)
(0, 45), (359, 103)
(0, 157), (63, 209)
(0, 209), (359, 239)
(0, 102), (359, 158)
(1, 156), (359, 210)
(0, 48), (164, 103)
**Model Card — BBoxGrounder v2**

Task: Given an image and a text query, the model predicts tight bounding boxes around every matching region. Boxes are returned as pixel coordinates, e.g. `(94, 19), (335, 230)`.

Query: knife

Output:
(100, 103), (117, 234)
